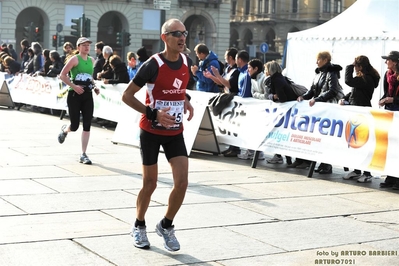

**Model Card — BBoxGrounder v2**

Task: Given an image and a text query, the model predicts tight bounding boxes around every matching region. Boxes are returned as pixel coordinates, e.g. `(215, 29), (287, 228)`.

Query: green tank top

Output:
(69, 54), (94, 90)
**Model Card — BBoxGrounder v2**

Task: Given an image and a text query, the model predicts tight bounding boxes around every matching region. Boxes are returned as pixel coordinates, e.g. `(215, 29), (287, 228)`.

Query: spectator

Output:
(20, 39), (30, 72)
(61, 42), (75, 64)
(341, 55), (380, 183)
(205, 47), (239, 94)
(252, 64), (271, 100)
(7, 44), (18, 61)
(38, 49), (52, 76)
(136, 46), (149, 69)
(378, 51), (399, 189)
(298, 51), (344, 174)
(191, 43), (221, 93)
(205, 48), (240, 157)
(0, 52), (9, 72)
(96, 45), (114, 80)
(47, 50), (64, 77)
(235, 50), (252, 98)
(237, 58), (266, 160)
(103, 54), (129, 84)
(263, 61), (296, 165)
(31, 42), (44, 75)
(23, 48), (34, 74)
(266, 61), (297, 102)
(249, 58), (266, 99)
(223, 50), (252, 158)
(93, 41), (105, 80)
(3, 56), (21, 75)
(126, 51), (138, 80)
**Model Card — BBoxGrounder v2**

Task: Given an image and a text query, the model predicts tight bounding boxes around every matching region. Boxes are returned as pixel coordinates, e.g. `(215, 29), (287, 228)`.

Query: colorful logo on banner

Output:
(345, 114), (369, 148)
(345, 111), (394, 171)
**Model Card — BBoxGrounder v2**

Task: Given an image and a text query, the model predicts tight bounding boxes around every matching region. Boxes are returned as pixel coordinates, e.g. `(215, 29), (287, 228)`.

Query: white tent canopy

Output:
(285, 0), (399, 107)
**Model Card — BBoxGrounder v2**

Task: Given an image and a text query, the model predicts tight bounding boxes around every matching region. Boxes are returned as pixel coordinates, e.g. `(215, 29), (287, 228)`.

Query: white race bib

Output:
(152, 99), (185, 130)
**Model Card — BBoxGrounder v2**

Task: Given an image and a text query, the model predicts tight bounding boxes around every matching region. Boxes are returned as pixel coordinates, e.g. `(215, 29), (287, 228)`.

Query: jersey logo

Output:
(173, 78), (183, 89)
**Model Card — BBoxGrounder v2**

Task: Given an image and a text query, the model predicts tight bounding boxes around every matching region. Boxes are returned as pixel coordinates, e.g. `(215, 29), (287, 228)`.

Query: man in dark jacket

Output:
(7, 44), (18, 61)
(93, 41), (105, 80)
(191, 43), (221, 93)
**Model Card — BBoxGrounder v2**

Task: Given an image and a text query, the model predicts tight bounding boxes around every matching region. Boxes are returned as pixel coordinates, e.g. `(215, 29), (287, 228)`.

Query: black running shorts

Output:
(139, 129), (188, 165)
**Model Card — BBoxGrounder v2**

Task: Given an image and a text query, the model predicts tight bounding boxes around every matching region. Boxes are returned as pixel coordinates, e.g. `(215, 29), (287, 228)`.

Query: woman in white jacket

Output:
(249, 59), (268, 99)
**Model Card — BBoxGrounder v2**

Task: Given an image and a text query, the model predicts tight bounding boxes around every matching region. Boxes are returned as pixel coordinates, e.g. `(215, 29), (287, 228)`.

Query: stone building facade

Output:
(230, 0), (356, 61)
(0, 0), (230, 62)
(0, 0), (354, 63)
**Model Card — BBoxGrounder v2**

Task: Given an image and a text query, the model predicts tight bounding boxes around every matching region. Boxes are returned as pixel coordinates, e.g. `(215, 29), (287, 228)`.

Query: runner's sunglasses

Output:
(163, 30), (188, 38)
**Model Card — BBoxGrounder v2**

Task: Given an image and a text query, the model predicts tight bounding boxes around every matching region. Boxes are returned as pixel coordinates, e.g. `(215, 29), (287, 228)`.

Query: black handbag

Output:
(208, 93), (234, 116)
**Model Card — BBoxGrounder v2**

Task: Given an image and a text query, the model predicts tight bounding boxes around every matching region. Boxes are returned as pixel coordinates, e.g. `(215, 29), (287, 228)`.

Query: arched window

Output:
(292, 0), (298, 13)
(265, 0), (269, 13)
(245, 0), (250, 15)
(232, 0), (237, 15)
(334, 0), (342, 13)
(266, 29), (276, 51)
(323, 0), (331, 13)
(271, 0), (276, 13)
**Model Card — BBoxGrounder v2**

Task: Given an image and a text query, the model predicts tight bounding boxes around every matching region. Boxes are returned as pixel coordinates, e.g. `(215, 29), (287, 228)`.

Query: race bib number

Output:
(152, 100), (184, 130)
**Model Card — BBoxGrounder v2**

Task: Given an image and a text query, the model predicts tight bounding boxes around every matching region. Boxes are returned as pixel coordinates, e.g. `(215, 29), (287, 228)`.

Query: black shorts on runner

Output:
(139, 129), (188, 165)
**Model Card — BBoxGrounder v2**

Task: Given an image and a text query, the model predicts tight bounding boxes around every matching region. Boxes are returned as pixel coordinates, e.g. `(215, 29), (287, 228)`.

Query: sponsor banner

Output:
(213, 98), (398, 176)
(5, 73), (68, 110)
(3, 72), (397, 176)
(2, 72), (130, 122)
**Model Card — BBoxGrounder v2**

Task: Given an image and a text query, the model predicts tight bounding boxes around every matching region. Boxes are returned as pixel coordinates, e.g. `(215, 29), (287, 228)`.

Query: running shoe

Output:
(79, 153), (92, 165)
(58, 125), (68, 144)
(131, 225), (150, 249)
(155, 221), (180, 251)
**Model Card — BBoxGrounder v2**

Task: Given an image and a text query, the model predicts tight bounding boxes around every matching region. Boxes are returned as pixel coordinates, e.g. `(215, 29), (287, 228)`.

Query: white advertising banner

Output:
(3, 73), (130, 122)
(2, 72), (398, 176)
(5, 73), (67, 110)
(213, 97), (399, 176)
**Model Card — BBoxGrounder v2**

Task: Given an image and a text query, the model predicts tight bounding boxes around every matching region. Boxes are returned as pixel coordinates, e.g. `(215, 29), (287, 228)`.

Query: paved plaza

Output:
(0, 107), (398, 266)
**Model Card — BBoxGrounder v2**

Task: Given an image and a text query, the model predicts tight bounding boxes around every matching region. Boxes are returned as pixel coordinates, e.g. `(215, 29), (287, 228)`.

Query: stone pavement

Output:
(0, 107), (399, 266)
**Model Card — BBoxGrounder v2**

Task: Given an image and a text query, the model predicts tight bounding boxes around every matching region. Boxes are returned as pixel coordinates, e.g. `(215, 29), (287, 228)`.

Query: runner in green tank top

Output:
(58, 37), (99, 165)
(68, 54), (94, 91)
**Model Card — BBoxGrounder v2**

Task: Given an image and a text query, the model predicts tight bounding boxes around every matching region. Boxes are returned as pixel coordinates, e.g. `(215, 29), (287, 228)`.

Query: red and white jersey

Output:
(140, 53), (189, 136)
